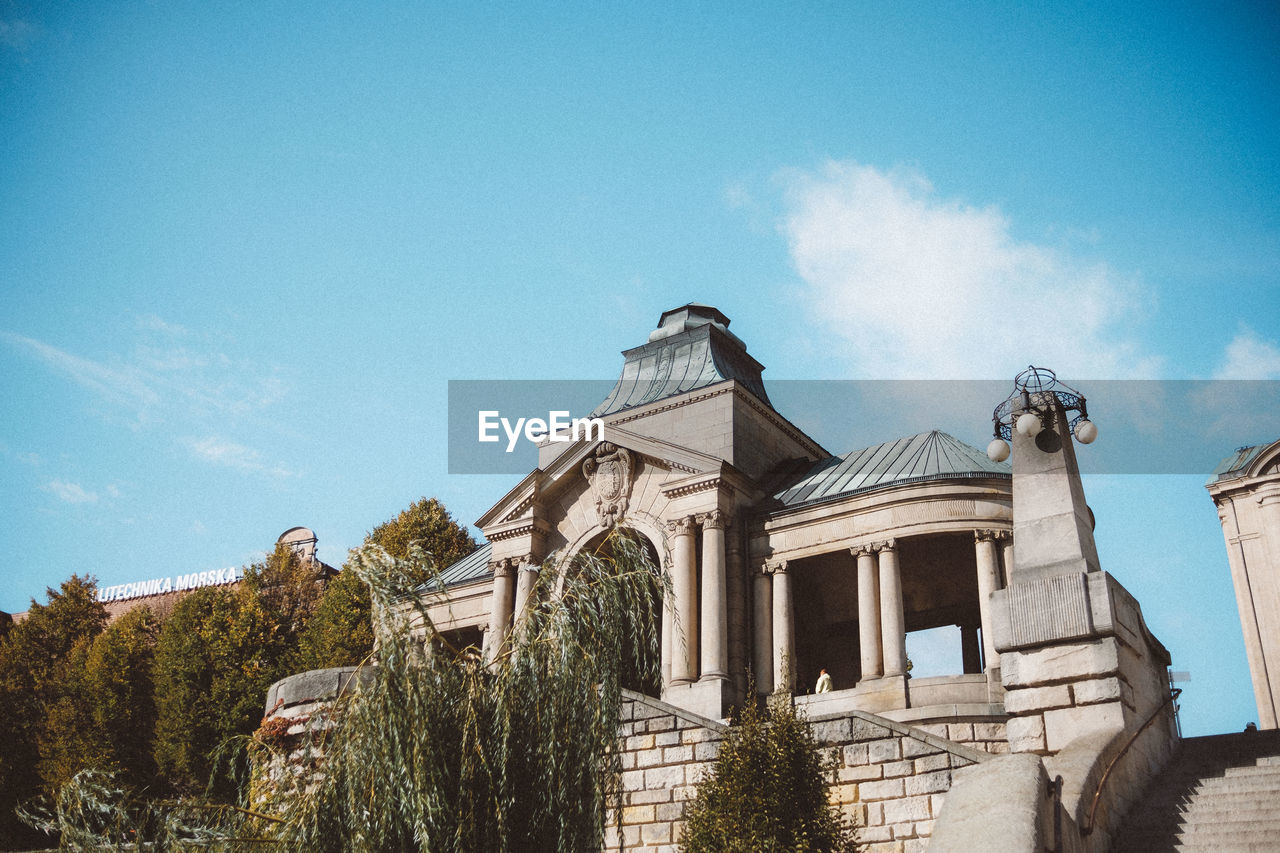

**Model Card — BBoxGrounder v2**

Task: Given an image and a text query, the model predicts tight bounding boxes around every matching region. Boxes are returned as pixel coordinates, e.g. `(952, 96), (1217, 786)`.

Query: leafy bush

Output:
(680, 690), (858, 853)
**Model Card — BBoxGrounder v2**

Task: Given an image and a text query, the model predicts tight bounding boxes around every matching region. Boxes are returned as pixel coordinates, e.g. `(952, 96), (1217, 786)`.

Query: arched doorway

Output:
(576, 527), (664, 698)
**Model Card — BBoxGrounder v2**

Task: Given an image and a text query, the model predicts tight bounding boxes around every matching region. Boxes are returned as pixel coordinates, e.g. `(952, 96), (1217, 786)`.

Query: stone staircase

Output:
(1113, 729), (1280, 852)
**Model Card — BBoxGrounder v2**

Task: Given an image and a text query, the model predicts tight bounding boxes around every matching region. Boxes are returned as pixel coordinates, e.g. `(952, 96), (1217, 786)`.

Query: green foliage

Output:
(680, 691), (858, 853)
(83, 606), (162, 787)
(0, 574), (107, 847)
(297, 566), (374, 670)
(261, 530), (664, 851)
(299, 495), (475, 669)
(366, 496), (475, 585)
(153, 543), (327, 798)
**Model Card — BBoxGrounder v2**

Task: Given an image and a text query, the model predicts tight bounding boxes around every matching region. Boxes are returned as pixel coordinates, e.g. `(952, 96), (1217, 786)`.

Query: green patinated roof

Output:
(774, 430), (1010, 509)
(424, 542), (493, 592)
(1207, 441), (1277, 485)
(592, 304), (770, 416)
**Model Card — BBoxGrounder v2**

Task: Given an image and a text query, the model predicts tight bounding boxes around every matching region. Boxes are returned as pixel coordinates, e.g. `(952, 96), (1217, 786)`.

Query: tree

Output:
(298, 496), (475, 669)
(680, 690), (857, 853)
(265, 531), (663, 851)
(366, 496), (475, 585)
(0, 575), (107, 846)
(297, 565), (374, 669)
(152, 543), (327, 797)
(82, 606), (162, 788)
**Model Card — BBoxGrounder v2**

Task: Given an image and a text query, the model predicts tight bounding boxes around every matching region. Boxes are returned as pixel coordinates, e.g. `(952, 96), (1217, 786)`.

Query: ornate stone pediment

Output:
(583, 442), (634, 527)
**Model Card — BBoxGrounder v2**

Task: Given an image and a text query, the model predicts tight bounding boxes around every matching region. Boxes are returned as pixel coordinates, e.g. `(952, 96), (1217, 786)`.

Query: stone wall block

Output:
(882, 793), (932, 823)
(1006, 714), (1047, 753)
(859, 777), (906, 800)
(1043, 701), (1125, 752)
(849, 717), (893, 741)
(1071, 676), (1122, 705)
(693, 741), (720, 761)
(882, 760), (914, 779)
(973, 722), (1006, 740)
(914, 753), (950, 774)
(662, 745), (693, 763)
(654, 730), (680, 747)
(840, 763), (884, 782)
(812, 718), (852, 743)
(1000, 639), (1120, 687)
(843, 742), (869, 765)
(903, 769), (951, 796)
(644, 764), (685, 789)
(1002, 684), (1072, 715)
(859, 824), (894, 843)
(868, 738), (902, 763)
(901, 738), (936, 758)
(630, 788), (671, 805)
(622, 804), (656, 824)
(946, 723), (974, 741)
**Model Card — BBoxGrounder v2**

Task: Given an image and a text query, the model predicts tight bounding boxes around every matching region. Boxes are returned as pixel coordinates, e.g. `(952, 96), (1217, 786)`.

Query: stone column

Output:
(998, 532), (1014, 589)
(853, 545), (882, 681)
(878, 540), (907, 678)
(661, 580), (673, 688)
(697, 510), (729, 680)
(772, 561), (795, 692)
(484, 559), (515, 663)
(960, 624), (982, 673)
(513, 555), (538, 621)
(753, 566), (774, 694)
(667, 516), (699, 685)
(975, 530), (1001, 671)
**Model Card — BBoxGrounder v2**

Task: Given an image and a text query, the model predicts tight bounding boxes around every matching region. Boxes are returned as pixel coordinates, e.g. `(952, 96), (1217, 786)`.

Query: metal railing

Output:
(1083, 687), (1182, 835)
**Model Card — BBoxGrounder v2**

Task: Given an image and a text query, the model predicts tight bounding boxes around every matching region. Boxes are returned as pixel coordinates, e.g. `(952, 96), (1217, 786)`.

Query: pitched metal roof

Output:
(436, 542), (492, 588)
(1207, 441), (1276, 485)
(774, 430), (1010, 509)
(592, 308), (770, 417)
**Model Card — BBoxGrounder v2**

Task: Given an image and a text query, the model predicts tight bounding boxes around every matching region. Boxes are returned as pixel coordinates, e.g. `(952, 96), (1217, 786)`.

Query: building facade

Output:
(1207, 438), (1280, 729)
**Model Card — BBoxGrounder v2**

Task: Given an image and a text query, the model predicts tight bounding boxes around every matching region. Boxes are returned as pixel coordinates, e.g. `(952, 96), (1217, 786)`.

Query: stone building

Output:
(1207, 438), (1280, 730)
(387, 305), (1186, 851)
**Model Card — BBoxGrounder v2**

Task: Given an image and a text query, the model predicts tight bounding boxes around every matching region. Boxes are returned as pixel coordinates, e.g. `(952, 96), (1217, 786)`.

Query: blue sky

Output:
(2, 2), (1278, 736)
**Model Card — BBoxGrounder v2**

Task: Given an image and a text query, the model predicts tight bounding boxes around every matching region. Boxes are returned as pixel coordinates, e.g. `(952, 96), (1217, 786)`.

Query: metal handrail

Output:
(1083, 687), (1182, 835)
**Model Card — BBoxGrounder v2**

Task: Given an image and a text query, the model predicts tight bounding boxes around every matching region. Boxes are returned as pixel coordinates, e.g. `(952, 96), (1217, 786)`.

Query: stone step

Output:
(1218, 758), (1280, 773)
(1258, 755), (1280, 766)
(1125, 803), (1280, 829)
(1176, 818), (1280, 835)
(1191, 776), (1280, 794)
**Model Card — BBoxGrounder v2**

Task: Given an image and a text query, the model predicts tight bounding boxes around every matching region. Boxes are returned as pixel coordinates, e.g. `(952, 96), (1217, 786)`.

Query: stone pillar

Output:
(771, 561), (795, 692)
(998, 532), (1014, 589)
(1009, 394), (1100, 580)
(698, 510), (729, 680)
(878, 540), (907, 678)
(661, 581), (673, 688)
(853, 545), (883, 681)
(667, 516), (699, 685)
(960, 624), (982, 673)
(753, 566), (774, 694)
(513, 555), (538, 621)
(975, 530), (1001, 671)
(484, 559), (515, 663)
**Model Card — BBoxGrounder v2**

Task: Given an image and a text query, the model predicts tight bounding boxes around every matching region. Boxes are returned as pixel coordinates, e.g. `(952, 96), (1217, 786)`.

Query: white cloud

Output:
(2, 323), (286, 424)
(44, 479), (98, 504)
(186, 436), (293, 479)
(1214, 328), (1280, 379)
(3, 332), (161, 418)
(777, 161), (1159, 379)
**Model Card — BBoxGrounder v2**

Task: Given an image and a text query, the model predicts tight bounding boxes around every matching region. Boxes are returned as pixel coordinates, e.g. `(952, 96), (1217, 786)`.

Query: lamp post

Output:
(987, 365), (1096, 464)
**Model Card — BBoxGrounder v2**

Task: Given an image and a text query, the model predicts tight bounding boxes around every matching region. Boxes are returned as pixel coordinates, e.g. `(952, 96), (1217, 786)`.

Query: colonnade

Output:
(753, 528), (1012, 695)
(663, 510), (729, 687)
(482, 553), (539, 662)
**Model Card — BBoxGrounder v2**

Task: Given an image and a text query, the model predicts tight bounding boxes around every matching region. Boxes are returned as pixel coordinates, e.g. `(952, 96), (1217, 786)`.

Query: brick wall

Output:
(611, 691), (995, 853)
